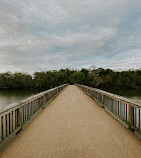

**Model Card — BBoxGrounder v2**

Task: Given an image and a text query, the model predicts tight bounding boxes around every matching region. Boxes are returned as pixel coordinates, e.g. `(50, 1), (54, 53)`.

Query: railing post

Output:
(17, 107), (22, 127)
(0, 116), (2, 142)
(43, 94), (46, 106)
(101, 94), (104, 108)
(128, 104), (133, 129)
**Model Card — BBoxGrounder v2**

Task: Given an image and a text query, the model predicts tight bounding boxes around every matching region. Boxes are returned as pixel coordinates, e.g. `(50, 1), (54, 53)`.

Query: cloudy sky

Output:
(0, 0), (141, 73)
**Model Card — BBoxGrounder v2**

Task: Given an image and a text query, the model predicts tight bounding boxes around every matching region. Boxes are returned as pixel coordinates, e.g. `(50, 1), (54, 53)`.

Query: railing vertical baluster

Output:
(139, 109), (141, 130)
(134, 107), (136, 127)
(0, 116), (2, 142)
(8, 113), (10, 134)
(9, 112), (12, 133)
(128, 104), (133, 127)
(27, 104), (29, 119)
(17, 108), (22, 127)
(13, 111), (15, 131)
(5, 114), (7, 137)
(15, 109), (17, 129)
(29, 102), (31, 117)
(126, 104), (128, 121)
(139, 108), (141, 130)
(25, 104), (27, 121)
(6, 114), (9, 136)
(136, 109), (140, 129)
(3, 115), (6, 139)
(1, 116), (4, 140)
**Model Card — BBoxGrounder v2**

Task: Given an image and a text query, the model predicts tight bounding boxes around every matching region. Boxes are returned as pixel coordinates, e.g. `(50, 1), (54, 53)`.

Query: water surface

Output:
(0, 89), (39, 110)
(0, 88), (140, 111)
(104, 88), (141, 104)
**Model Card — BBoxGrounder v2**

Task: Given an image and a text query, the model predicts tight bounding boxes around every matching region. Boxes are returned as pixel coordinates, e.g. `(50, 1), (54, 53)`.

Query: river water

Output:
(0, 89), (39, 110)
(0, 88), (140, 110)
(103, 88), (141, 104)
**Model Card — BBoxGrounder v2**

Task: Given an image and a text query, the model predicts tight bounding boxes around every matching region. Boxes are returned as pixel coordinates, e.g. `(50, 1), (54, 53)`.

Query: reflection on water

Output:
(0, 88), (140, 110)
(0, 90), (39, 110)
(127, 96), (141, 104)
(104, 88), (141, 104)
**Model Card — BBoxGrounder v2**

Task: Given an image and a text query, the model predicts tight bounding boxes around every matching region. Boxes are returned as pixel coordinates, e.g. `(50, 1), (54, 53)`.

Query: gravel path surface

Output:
(0, 85), (141, 158)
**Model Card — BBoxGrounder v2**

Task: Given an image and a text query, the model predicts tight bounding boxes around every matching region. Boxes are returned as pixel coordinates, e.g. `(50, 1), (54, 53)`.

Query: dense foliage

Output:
(0, 68), (140, 91)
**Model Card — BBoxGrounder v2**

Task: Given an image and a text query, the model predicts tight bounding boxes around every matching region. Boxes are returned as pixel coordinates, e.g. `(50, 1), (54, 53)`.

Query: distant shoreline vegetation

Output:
(0, 68), (140, 91)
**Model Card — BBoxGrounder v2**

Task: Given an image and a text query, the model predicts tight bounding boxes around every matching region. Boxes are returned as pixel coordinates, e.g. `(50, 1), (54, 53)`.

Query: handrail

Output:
(89, 87), (141, 107)
(75, 84), (141, 136)
(0, 84), (68, 145)
(0, 86), (64, 114)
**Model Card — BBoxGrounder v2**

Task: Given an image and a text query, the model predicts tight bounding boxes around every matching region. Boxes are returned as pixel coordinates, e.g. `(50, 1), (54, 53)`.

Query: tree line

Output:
(0, 68), (140, 91)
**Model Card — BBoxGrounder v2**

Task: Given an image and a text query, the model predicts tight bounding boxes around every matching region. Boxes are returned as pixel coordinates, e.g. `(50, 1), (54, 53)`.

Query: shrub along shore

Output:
(0, 68), (140, 91)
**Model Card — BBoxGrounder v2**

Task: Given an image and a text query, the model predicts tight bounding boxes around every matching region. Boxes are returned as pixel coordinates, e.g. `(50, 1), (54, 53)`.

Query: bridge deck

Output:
(0, 85), (141, 158)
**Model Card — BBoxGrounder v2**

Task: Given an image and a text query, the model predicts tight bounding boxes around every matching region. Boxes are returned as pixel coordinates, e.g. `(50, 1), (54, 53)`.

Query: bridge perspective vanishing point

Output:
(0, 84), (141, 158)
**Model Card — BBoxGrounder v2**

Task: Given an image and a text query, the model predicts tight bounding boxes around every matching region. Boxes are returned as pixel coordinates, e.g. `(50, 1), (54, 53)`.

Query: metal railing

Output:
(76, 84), (141, 136)
(0, 84), (68, 145)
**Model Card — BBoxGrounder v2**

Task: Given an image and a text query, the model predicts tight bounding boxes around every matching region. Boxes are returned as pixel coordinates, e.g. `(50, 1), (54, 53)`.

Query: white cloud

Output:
(0, 0), (141, 72)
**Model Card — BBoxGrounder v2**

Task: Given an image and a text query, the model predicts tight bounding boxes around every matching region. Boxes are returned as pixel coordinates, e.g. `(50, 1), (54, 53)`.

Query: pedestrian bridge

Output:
(0, 85), (141, 158)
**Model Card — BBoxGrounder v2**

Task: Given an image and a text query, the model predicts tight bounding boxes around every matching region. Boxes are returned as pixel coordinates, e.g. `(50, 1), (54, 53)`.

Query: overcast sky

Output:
(0, 0), (141, 73)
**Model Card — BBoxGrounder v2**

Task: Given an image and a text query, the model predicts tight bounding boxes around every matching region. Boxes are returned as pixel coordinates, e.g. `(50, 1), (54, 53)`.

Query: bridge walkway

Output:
(0, 85), (141, 158)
